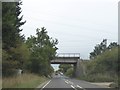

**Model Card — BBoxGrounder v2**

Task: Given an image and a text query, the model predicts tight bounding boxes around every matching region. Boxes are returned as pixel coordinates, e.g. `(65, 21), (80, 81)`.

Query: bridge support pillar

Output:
(73, 59), (82, 77)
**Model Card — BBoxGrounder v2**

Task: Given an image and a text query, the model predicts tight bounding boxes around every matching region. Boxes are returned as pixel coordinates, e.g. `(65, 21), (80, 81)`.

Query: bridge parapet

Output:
(55, 53), (80, 59)
(51, 53), (80, 64)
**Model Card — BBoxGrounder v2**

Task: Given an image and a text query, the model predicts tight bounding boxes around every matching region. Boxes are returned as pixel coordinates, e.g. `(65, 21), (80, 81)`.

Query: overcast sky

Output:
(21, 0), (118, 70)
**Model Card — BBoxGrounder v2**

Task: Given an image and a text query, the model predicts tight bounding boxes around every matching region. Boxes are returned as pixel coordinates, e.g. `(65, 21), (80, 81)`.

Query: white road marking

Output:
(41, 80), (51, 90)
(71, 85), (75, 88)
(64, 79), (74, 85)
(66, 80), (69, 82)
(64, 79), (84, 90)
(65, 80), (69, 84)
(71, 85), (77, 90)
(77, 85), (86, 90)
(77, 85), (83, 89)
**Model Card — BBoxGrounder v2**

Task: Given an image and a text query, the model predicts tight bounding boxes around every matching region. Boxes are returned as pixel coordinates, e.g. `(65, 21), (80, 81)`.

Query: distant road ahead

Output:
(40, 74), (116, 90)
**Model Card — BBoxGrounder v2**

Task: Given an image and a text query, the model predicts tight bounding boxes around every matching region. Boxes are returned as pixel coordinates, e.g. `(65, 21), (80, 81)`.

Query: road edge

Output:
(36, 79), (50, 89)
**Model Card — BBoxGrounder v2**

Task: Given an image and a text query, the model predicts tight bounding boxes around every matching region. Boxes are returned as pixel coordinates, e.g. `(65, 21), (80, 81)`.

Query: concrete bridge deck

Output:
(51, 59), (78, 64)
(51, 53), (80, 64)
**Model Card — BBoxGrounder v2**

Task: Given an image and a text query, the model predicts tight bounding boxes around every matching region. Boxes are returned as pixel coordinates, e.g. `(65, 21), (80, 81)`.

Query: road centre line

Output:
(64, 79), (74, 85)
(71, 85), (75, 88)
(41, 80), (51, 90)
(64, 79), (82, 90)
(71, 85), (77, 90)
(77, 85), (83, 88)
(77, 85), (86, 90)
(65, 80), (69, 84)
(65, 79), (84, 90)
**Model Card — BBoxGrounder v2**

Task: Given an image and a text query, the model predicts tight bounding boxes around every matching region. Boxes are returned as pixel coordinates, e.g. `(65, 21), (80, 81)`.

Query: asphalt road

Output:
(40, 74), (116, 90)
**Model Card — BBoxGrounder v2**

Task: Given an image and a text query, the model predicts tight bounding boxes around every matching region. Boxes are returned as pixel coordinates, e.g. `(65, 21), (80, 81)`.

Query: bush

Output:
(79, 47), (118, 82)
(65, 68), (74, 77)
(79, 73), (116, 82)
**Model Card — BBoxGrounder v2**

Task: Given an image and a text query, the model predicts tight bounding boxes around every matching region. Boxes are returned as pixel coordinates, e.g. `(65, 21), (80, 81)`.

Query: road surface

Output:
(39, 74), (116, 90)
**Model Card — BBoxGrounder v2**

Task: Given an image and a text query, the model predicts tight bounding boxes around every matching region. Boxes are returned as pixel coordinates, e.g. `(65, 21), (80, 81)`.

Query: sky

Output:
(21, 0), (118, 71)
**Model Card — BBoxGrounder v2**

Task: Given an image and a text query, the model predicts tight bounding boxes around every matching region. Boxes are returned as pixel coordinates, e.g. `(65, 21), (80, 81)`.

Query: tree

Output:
(59, 64), (72, 74)
(107, 42), (119, 50)
(26, 27), (58, 76)
(2, 1), (25, 50)
(90, 39), (107, 59)
(2, 1), (26, 76)
(65, 68), (74, 77)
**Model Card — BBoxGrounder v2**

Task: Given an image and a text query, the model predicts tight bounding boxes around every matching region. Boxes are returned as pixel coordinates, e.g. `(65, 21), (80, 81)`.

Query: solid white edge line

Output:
(41, 80), (51, 90)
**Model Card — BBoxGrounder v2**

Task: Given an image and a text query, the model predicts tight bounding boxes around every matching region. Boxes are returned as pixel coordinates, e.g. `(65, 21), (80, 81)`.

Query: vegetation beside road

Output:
(2, 1), (58, 77)
(2, 73), (48, 88)
(59, 64), (74, 77)
(58, 40), (119, 84)
(78, 40), (119, 88)
(2, 1), (119, 89)
(58, 39), (119, 88)
(2, 1), (58, 88)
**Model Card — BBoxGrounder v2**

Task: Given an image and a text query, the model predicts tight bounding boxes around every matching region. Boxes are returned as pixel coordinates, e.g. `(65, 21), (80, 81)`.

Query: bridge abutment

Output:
(73, 59), (84, 77)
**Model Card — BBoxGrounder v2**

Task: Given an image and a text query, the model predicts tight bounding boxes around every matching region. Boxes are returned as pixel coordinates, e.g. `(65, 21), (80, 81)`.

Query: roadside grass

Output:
(2, 73), (48, 88)
(77, 47), (118, 87)
(0, 78), (2, 89)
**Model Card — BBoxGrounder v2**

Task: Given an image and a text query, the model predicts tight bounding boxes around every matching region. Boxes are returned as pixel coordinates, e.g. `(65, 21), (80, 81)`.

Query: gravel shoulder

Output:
(90, 82), (113, 88)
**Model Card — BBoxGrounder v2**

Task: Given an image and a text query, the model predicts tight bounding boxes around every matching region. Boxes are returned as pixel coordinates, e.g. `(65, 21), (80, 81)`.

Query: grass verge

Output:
(78, 73), (117, 82)
(78, 73), (118, 88)
(2, 73), (48, 88)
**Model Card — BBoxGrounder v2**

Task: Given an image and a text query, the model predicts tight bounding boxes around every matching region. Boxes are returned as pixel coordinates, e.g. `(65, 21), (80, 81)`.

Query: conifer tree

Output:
(2, 1), (26, 76)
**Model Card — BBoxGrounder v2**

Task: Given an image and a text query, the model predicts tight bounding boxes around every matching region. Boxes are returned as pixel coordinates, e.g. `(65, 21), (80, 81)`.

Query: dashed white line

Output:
(71, 85), (77, 90)
(64, 79), (74, 85)
(64, 79), (84, 90)
(64, 79), (69, 84)
(41, 80), (51, 90)
(71, 85), (75, 89)
(77, 85), (83, 89)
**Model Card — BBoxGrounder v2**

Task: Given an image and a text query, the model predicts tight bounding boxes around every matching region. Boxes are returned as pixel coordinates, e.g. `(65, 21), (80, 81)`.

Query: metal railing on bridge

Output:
(51, 53), (80, 64)
(55, 53), (80, 59)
